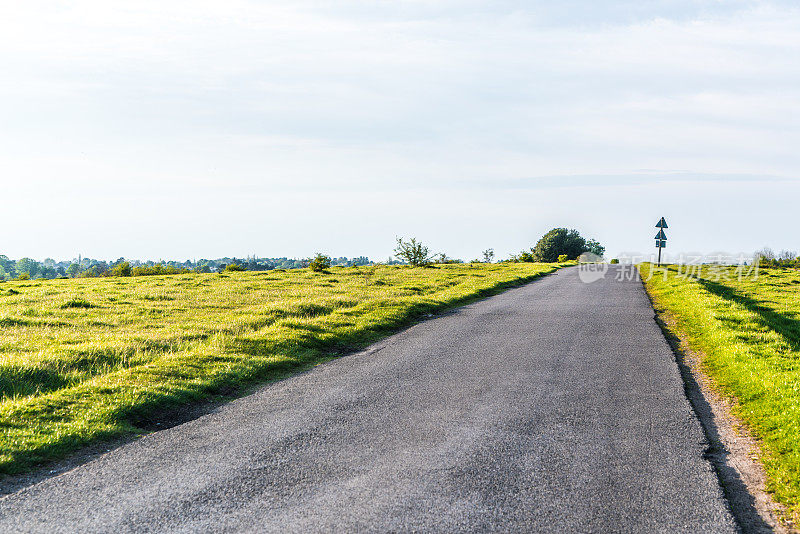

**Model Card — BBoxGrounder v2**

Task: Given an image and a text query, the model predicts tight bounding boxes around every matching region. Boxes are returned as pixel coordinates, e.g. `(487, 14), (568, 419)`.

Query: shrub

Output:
(394, 237), (431, 267)
(482, 249), (495, 263)
(515, 250), (535, 263)
(82, 265), (107, 278)
(309, 253), (331, 272)
(130, 264), (187, 276)
(16, 273), (30, 281)
(610, 258), (620, 264)
(225, 263), (245, 272)
(557, 254), (569, 262)
(110, 262), (132, 277)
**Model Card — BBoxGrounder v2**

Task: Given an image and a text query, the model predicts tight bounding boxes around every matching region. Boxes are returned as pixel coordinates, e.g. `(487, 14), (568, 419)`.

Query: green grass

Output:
(640, 262), (800, 519)
(0, 263), (562, 475)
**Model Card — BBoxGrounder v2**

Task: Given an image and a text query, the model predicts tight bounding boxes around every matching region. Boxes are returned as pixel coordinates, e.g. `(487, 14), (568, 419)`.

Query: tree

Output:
(530, 228), (587, 262)
(309, 253), (331, 272)
(755, 247), (776, 261)
(0, 255), (15, 277)
(66, 263), (82, 278)
(16, 258), (40, 278)
(394, 237), (431, 266)
(482, 249), (495, 263)
(586, 239), (605, 258)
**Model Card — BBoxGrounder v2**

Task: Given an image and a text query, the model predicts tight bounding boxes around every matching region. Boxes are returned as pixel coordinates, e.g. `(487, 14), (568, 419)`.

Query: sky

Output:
(1, 0), (799, 262)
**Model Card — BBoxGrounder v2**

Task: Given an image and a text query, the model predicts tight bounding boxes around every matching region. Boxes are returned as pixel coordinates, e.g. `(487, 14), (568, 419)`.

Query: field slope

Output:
(0, 263), (560, 475)
(640, 263), (800, 521)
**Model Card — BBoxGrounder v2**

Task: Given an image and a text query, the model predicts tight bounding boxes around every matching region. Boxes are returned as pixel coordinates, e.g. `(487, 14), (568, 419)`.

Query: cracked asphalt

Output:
(0, 265), (737, 532)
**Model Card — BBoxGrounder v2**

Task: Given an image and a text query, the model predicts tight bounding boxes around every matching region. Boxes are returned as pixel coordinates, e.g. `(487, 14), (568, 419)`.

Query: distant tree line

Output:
(754, 248), (800, 268)
(0, 255), (372, 281)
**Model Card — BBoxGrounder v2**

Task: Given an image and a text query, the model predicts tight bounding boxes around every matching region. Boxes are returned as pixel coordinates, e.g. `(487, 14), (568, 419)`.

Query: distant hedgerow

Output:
(131, 264), (190, 276)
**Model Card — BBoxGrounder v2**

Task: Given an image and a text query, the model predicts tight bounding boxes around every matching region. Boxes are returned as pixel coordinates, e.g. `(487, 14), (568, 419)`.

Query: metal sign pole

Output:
(655, 218), (668, 267)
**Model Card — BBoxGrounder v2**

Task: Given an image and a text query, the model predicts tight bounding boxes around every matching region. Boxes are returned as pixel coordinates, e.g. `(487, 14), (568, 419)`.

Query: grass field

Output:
(0, 262), (561, 475)
(640, 263), (800, 520)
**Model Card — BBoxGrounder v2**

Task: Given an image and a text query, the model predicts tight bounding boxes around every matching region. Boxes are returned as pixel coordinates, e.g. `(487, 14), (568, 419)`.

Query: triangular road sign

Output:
(656, 217), (668, 228)
(655, 229), (667, 240)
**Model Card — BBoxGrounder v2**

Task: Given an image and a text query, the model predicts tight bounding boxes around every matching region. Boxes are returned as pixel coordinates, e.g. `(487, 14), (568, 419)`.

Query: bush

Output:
(225, 263), (245, 272)
(557, 254), (569, 262)
(309, 253), (331, 272)
(110, 262), (132, 277)
(130, 264), (188, 276)
(16, 273), (30, 281)
(610, 258), (620, 264)
(394, 237), (431, 266)
(517, 250), (536, 263)
(82, 265), (108, 278)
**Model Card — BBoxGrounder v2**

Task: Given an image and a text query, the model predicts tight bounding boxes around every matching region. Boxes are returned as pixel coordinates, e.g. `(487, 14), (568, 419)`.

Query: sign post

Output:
(655, 217), (668, 266)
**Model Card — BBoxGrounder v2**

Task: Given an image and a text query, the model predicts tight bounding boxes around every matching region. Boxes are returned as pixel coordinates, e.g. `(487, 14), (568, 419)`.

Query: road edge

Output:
(640, 275), (793, 534)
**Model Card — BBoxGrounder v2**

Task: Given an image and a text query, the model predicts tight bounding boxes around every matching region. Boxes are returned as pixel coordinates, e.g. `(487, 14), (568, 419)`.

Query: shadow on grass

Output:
(696, 277), (800, 351)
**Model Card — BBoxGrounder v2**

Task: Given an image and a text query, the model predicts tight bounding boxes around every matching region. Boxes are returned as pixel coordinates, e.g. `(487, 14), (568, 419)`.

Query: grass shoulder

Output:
(639, 262), (800, 526)
(0, 262), (562, 476)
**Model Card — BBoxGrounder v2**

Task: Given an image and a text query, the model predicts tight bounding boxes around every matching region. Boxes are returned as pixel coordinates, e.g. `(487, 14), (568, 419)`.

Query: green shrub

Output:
(309, 253), (331, 272)
(16, 273), (30, 281)
(557, 254), (569, 262)
(110, 262), (132, 277)
(394, 237), (431, 267)
(225, 263), (245, 272)
(610, 258), (620, 264)
(131, 264), (188, 276)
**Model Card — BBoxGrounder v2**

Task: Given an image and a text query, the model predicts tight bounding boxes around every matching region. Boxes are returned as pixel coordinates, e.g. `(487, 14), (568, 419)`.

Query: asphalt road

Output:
(0, 265), (737, 533)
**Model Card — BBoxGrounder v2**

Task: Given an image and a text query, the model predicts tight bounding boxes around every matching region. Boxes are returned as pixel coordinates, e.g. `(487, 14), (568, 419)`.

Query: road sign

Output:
(655, 218), (668, 266)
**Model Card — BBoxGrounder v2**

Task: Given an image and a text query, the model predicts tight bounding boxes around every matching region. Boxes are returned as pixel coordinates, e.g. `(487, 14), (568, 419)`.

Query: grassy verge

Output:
(639, 262), (800, 521)
(0, 263), (563, 475)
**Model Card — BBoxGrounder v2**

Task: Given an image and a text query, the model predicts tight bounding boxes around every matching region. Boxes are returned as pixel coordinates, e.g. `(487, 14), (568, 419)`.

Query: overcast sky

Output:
(1, 1), (798, 262)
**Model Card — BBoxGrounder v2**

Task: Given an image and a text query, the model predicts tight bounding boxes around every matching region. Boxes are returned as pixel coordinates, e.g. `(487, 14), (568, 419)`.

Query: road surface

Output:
(0, 265), (737, 532)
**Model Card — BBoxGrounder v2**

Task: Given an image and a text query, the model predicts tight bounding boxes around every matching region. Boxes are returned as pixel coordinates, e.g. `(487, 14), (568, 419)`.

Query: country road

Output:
(0, 265), (738, 533)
